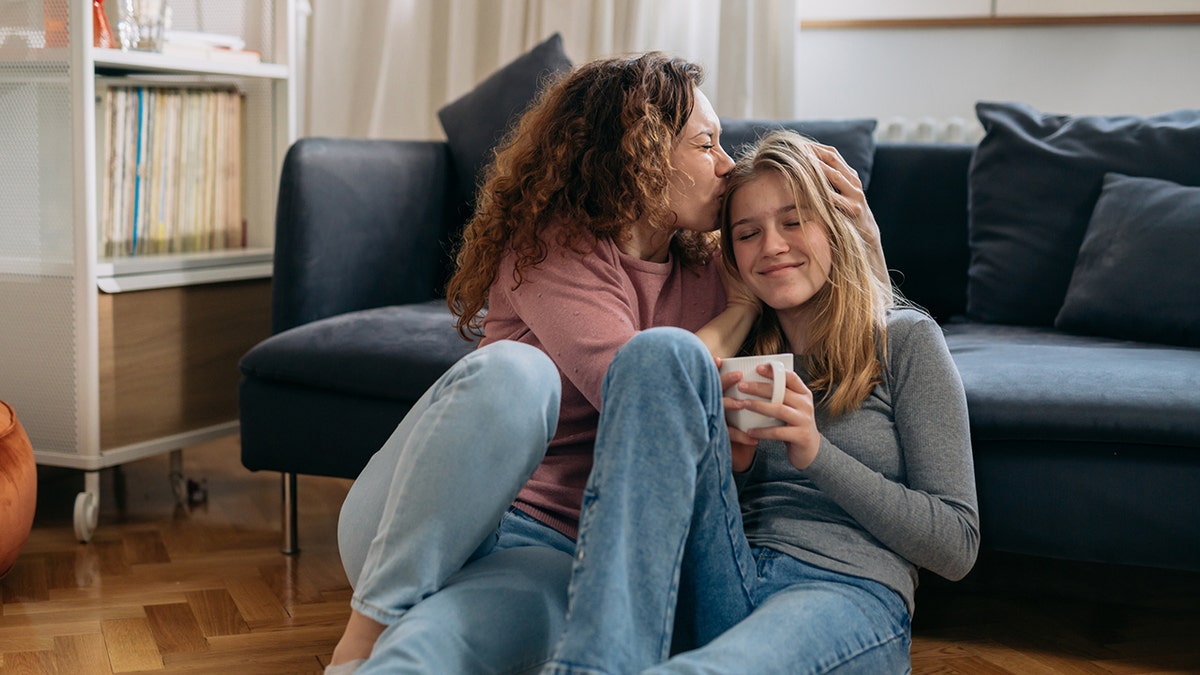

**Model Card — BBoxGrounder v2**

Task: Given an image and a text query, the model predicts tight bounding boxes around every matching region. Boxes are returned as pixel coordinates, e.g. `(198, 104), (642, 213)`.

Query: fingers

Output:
(810, 145), (867, 222)
(812, 143), (861, 190)
(727, 425), (757, 446)
(719, 366), (743, 392)
(730, 370), (811, 429)
(733, 368), (808, 400)
(728, 434), (758, 473)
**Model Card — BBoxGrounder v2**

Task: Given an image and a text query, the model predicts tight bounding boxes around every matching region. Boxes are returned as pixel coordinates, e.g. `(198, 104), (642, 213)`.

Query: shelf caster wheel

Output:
(168, 449), (189, 510)
(170, 471), (188, 509)
(74, 491), (99, 543)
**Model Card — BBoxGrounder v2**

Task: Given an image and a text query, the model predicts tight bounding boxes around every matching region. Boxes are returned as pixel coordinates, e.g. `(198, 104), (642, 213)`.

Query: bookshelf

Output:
(0, 0), (296, 541)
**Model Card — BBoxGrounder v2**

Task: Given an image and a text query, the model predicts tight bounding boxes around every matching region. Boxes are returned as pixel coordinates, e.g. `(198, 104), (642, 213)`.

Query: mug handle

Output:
(767, 361), (787, 406)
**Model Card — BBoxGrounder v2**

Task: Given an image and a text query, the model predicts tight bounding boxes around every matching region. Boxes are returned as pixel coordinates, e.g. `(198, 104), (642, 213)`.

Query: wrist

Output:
(728, 296), (762, 317)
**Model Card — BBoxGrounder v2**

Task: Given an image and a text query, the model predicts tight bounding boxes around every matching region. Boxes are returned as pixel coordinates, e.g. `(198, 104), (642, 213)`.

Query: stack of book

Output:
(97, 84), (246, 257)
(159, 30), (262, 64)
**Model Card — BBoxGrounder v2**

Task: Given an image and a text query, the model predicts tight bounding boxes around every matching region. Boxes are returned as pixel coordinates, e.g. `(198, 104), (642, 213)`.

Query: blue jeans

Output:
(337, 340), (576, 674)
(544, 328), (911, 675)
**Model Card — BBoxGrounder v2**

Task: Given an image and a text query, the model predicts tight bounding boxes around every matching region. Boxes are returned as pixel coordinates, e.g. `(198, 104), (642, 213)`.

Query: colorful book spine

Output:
(97, 84), (247, 258)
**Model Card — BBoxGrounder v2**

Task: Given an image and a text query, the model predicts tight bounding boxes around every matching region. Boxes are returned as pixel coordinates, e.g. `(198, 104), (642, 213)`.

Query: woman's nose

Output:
(762, 226), (789, 255)
(717, 144), (735, 176)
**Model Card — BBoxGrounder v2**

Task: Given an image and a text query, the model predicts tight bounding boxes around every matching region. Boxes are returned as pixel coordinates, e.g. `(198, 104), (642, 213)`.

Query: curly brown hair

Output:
(446, 52), (719, 339)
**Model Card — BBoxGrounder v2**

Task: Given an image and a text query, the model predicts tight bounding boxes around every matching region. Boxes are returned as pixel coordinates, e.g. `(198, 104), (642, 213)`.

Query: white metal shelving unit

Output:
(0, 0), (297, 541)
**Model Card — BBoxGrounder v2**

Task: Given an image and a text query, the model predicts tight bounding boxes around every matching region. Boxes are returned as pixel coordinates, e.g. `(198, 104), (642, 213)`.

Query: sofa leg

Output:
(281, 472), (299, 555)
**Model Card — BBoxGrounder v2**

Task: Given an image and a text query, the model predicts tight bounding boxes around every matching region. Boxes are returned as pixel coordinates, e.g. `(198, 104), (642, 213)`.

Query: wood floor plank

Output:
(0, 599), (146, 624)
(54, 632), (115, 674)
(160, 651), (327, 674)
(201, 624), (341, 654)
(122, 532), (171, 566)
(7, 583), (187, 614)
(223, 577), (290, 625)
(1, 649), (57, 674)
(909, 655), (1015, 674)
(101, 617), (163, 672)
(94, 539), (133, 576)
(0, 556), (51, 603)
(143, 603), (208, 655)
(0, 614), (102, 633)
(183, 589), (250, 638)
(259, 559), (328, 610)
(0, 635), (55, 653)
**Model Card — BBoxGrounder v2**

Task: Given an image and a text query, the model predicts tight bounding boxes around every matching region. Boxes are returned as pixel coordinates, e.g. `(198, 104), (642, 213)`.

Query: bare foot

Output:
(330, 610), (386, 665)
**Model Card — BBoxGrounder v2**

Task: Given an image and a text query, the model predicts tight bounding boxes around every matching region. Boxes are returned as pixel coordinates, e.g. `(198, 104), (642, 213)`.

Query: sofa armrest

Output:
(271, 137), (458, 333)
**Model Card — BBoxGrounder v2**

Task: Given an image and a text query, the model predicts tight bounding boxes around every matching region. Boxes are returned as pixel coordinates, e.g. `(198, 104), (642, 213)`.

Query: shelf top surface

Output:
(97, 248), (274, 276)
(94, 48), (288, 79)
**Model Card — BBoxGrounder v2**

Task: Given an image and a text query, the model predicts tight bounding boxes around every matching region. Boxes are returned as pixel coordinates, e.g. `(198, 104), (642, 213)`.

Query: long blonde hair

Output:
(446, 52), (719, 339)
(720, 130), (898, 416)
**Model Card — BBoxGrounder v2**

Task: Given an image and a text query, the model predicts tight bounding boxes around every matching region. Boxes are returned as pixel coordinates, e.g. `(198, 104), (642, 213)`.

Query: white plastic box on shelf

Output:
(0, 0), (297, 542)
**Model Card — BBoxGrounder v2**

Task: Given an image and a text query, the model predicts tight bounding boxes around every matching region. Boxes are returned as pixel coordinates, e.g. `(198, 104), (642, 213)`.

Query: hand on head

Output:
(812, 143), (888, 291)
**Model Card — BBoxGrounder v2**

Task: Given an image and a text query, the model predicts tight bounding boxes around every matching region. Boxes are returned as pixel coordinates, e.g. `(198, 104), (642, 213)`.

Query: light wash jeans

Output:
(337, 340), (577, 674)
(544, 327), (911, 675)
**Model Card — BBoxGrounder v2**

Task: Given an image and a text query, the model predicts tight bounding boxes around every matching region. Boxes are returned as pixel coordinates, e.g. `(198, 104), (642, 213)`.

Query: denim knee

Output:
(609, 327), (712, 384)
(603, 327), (724, 441)
(455, 340), (562, 435)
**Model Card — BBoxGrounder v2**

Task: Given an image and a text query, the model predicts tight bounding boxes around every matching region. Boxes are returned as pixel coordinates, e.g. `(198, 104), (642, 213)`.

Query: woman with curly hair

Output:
(543, 131), (978, 674)
(328, 54), (881, 674)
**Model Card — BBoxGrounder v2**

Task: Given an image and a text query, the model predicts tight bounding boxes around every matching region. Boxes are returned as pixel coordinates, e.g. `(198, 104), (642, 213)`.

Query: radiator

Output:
(876, 116), (985, 144)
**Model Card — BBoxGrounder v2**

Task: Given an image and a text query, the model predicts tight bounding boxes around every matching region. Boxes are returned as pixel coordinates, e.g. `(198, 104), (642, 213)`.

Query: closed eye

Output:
(734, 228), (758, 241)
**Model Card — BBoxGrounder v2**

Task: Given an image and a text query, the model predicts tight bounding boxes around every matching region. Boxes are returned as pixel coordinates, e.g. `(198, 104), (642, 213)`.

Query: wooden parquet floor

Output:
(2, 437), (354, 674)
(2, 435), (1199, 674)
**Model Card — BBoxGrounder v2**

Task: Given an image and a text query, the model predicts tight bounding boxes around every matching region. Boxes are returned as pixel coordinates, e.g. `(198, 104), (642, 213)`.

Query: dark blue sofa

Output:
(238, 135), (1200, 570)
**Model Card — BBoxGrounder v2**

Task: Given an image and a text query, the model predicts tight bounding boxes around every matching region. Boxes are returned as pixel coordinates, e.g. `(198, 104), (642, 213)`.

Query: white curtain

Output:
(303, 0), (797, 140)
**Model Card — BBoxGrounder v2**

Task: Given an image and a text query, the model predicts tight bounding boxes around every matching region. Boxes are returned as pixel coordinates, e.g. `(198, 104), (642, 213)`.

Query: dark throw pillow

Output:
(719, 118), (878, 190)
(437, 33), (572, 212)
(966, 101), (1200, 326)
(1055, 173), (1200, 348)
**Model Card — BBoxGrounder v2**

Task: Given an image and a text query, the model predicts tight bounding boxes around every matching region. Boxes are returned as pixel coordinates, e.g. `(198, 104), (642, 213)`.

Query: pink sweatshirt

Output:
(479, 225), (726, 539)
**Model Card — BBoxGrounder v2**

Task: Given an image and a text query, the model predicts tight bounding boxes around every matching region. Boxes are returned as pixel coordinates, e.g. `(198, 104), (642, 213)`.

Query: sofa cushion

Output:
(966, 101), (1200, 326)
(437, 33), (572, 212)
(239, 301), (476, 402)
(720, 118), (878, 190)
(1055, 173), (1200, 348)
(942, 322), (1200, 448)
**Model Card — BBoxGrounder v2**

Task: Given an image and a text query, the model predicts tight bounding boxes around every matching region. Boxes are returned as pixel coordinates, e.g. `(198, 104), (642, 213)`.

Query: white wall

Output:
(793, 23), (1200, 134)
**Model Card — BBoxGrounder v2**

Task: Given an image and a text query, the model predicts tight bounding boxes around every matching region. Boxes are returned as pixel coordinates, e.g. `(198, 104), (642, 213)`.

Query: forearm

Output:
(805, 440), (979, 580)
(694, 301), (759, 358)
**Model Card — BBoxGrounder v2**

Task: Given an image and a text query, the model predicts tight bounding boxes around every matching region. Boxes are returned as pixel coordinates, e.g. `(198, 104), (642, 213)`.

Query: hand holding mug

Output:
(719, 354), (791, 472)
(720, 354), (821, 470)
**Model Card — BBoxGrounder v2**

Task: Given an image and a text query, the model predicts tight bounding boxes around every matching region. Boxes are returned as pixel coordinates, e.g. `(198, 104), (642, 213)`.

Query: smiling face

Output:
(727, 170), (833, 316)
(666, 87), (735, 234)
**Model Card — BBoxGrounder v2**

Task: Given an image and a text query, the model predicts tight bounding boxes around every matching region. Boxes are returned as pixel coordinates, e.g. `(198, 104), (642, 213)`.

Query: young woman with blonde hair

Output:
(544, 130), (979, 674)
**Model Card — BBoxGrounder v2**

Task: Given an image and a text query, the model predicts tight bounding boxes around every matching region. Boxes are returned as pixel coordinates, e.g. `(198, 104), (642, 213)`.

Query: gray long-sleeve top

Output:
(736, 307), (980, 615)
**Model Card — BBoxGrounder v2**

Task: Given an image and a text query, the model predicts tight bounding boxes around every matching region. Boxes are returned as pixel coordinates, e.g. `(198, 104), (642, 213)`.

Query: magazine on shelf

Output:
(159, 29), (262, 64)
(95, 78), (247, 258)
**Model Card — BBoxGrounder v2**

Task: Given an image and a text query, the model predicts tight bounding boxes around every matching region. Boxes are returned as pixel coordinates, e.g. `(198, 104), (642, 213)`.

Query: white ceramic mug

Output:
(718, 354), (794, 432)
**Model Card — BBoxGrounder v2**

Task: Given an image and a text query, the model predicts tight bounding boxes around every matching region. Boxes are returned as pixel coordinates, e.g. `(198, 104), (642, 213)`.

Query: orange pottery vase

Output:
(0, 400), (37, 577)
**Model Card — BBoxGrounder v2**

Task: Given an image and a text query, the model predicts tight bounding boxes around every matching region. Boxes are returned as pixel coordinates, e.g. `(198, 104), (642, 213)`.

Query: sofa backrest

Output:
(434, 140), (977, 324)
(867, 142), (974, 322)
